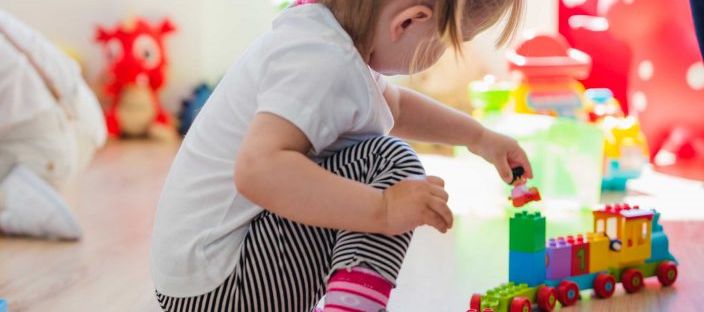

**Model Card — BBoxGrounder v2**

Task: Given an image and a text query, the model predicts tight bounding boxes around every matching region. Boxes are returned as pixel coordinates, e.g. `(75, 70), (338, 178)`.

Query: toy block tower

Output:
(509, 211), (547, 286)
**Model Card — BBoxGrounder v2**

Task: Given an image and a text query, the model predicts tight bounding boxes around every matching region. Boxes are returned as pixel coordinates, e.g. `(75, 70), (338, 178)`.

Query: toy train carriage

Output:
(468, 204), (678, 312)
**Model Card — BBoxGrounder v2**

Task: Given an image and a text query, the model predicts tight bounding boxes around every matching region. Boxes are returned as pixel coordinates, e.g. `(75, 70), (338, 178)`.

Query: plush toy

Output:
(1, 9), (106, 239)
(95, 17), (176, 139)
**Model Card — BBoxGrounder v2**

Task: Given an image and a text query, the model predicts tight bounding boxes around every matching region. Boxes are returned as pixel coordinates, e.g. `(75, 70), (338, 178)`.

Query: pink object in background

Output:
(295, 0), (317, 5)
(508, 33), (591, 80)
(558, 0), (632, 115)
(606, 0), (704, 180)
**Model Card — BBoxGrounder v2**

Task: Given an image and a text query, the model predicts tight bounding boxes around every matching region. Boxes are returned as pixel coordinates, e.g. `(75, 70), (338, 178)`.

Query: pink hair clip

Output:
(295, 0), (317, 5)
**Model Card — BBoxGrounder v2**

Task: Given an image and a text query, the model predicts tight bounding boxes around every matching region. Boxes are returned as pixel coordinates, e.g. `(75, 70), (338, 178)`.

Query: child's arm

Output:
(235, 113), (453, 235)
(384, 84), (533, 184)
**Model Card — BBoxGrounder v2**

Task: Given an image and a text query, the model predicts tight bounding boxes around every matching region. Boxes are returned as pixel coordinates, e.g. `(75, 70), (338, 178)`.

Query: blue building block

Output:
(0, 299), (6, 312)
(602, 160), (641, 191)
(546, 237), (572, 280)
(509, 250), (546, 287)
(545, 272), (601, 291)
(647, 211), (678, 264)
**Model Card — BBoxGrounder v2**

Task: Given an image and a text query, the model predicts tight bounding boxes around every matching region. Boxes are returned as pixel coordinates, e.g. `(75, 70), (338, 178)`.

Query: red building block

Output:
(567, 234), (590, 276)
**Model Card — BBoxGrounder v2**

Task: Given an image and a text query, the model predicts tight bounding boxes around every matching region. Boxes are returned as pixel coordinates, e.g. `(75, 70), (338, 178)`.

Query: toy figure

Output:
(95, 17), (176, 139)
(508, 167), (541, 208)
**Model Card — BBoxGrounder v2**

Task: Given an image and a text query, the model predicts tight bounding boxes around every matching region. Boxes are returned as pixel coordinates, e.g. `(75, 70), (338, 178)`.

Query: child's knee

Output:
(366, 136), (425, 185)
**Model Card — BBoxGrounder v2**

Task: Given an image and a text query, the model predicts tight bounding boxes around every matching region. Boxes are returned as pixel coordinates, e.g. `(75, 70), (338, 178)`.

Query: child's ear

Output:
(390, 5), (433, 41)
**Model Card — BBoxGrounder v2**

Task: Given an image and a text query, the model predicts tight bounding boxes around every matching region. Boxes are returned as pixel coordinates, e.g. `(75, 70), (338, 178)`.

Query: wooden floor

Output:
(1, 141), (703, 312)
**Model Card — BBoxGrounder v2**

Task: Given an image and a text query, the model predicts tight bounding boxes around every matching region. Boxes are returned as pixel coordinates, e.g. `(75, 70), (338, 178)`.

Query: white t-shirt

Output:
(150, 4), (394, 297)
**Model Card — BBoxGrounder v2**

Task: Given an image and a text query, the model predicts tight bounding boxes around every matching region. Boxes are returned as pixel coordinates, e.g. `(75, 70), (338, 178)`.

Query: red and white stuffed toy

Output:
(95, 17), (176, 139)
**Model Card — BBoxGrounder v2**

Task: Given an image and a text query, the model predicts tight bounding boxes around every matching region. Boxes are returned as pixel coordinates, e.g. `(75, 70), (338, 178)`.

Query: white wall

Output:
(469, 0), (559, 78)
(2, 0), (556, 111)
(2, 0), (277, 112)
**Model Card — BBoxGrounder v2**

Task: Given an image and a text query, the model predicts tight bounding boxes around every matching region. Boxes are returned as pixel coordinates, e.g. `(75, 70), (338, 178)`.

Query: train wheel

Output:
(510, 297), (532, 312)
(593, 273), (616, 298)
(622, 268), (645, 293)
(656, 261), (678, 287)
(536, 286), (557, 311)
(556, 280), (580, 306)
(469, 294), (482, 311)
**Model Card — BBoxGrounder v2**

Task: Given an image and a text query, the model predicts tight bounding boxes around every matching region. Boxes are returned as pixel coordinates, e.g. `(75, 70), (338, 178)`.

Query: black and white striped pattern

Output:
(156, 136), (425, 312)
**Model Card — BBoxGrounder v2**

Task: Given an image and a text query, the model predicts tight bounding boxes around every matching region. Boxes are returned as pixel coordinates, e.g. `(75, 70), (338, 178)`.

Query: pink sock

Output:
(324, 267), (392, 312)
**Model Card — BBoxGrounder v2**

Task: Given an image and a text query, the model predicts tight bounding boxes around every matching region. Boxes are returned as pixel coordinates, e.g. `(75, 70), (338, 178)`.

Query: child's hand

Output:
(470, 128), (533, 185)
(381, 176), (452, 235)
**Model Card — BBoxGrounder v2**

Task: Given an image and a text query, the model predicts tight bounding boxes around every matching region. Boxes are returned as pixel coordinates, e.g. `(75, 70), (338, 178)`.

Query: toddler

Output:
(151, 0), (530, 311)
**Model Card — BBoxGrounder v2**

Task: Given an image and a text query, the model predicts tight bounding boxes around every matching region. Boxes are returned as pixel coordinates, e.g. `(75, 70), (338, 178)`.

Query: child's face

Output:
(368, 2), (475, 75)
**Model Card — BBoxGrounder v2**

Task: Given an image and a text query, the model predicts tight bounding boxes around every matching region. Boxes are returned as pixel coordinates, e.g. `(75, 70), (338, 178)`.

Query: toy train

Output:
(468, 203), (678, 312)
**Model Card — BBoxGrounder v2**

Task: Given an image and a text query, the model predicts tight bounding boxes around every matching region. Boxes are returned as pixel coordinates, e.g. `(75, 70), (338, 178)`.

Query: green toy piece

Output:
(468, 75), (515, 118)
(509, 211), (546, 253)
(480, 282), (538, 311)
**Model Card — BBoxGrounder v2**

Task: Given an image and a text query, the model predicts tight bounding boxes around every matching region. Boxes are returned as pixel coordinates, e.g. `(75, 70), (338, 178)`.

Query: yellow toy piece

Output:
(592, 203), (653, 267)
(511, 80), (587, 119)
(586, 232), (613, 273)
(601, 116), (649, 160)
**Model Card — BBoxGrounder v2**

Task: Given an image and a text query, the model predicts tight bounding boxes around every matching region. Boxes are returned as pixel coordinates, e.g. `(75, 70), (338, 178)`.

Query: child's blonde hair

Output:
(318, 0), (524, 56)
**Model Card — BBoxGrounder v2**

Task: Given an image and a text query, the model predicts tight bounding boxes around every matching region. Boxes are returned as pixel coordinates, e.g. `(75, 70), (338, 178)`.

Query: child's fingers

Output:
(427, 197), (453, 228)
(423, 209), (449, 233)
(429, 184), (449, 201)
(497, 158), (513, 184)
(516, 149), (533, 179)
(426, 175), (445, 187)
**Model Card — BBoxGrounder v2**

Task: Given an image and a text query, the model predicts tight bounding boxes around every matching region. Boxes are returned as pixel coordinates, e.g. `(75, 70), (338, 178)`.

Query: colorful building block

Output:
(480, 282), (538, 312)
(546, 272), (600, 291)
(647, 211), (677, 264)
(509, 211), (546, 253)
(473, 203), (679, 311)
(546, 237), (572, 280)
(509, 250), (547, 287)
(567, 234), (590, 276)
(587, 232), (612, 273)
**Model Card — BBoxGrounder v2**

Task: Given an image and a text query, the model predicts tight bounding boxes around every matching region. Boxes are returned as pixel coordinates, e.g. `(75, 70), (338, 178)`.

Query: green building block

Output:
(509, 211), (546, 253)
(480, 282), (538, 312)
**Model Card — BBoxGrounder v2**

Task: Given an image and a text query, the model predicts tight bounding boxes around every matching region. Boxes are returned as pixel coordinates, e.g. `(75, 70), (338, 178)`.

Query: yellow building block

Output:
(587, 233), (613, 272)
(619, 217), (652, 265)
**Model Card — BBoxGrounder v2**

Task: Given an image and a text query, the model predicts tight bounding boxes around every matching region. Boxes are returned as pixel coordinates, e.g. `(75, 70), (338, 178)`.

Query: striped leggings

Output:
(156, 136), (425, 312)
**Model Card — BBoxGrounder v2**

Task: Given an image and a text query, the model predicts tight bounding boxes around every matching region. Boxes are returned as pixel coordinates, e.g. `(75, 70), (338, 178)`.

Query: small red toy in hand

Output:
(508, 167), (541, 208)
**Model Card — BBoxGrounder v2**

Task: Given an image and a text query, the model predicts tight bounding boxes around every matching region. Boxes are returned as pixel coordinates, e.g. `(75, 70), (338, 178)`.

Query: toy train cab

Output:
(593, 203), (654, 265)
(468, 203), (678, 312)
